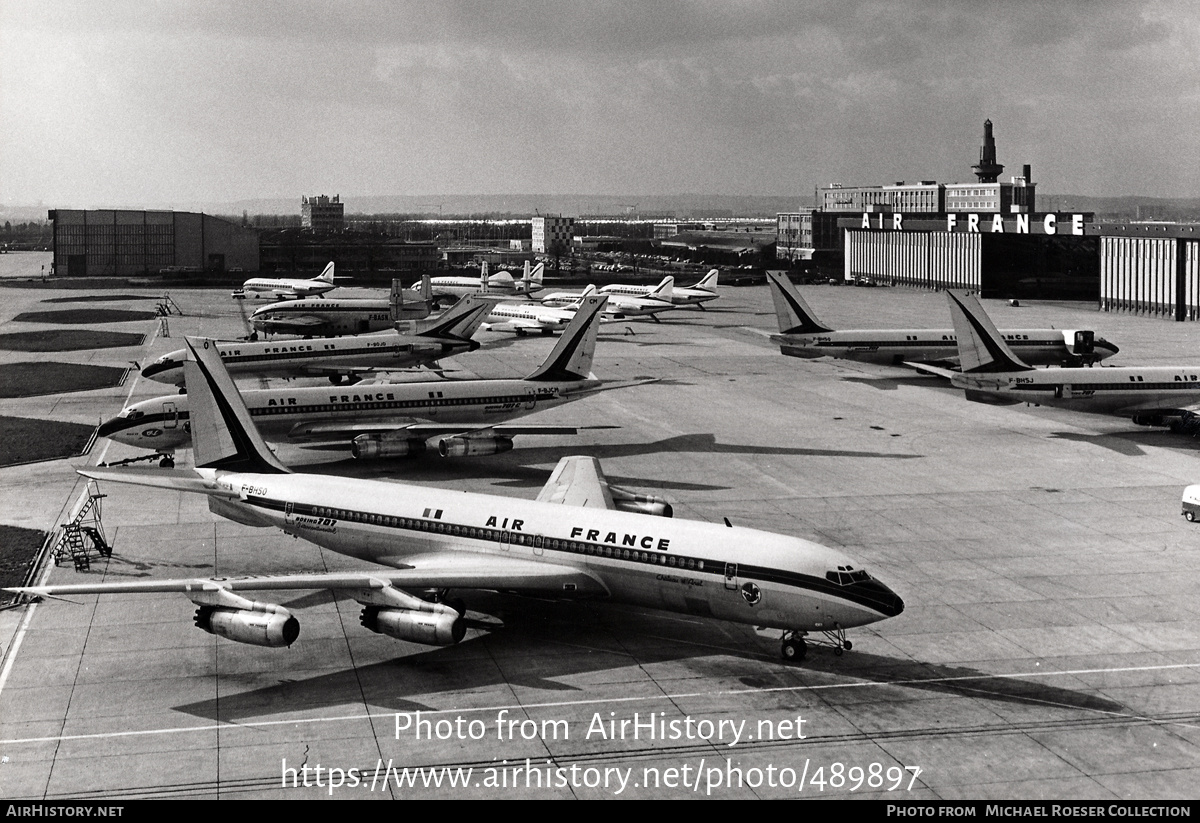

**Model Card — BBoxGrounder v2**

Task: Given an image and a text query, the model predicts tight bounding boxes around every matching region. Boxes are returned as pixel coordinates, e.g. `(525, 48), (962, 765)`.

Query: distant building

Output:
(48, 209), (259, 276)
(532, 216), (574, 253)
(302, 195), (344, 232)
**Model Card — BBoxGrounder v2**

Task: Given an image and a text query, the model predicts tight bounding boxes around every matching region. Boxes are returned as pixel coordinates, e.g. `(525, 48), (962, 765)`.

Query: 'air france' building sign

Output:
(858, 212), (1088, 236)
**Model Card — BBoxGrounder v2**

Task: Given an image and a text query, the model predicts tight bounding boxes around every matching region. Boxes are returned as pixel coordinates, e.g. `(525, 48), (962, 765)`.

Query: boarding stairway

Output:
(51, 480), (111, 571)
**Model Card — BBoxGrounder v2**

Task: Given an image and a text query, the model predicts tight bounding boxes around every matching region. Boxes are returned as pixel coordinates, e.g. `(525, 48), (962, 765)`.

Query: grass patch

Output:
(14, 308), (157, 324)
(0, 362), (127, 398)
(0, 330), (146, 352)
(0, 525), (47, 595)
(0, 415), (97, 466)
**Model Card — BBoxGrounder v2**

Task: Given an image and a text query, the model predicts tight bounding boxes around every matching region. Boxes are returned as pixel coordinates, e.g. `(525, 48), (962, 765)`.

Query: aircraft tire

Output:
(781, 639), (806, 662)
(844, 640), (853, 651)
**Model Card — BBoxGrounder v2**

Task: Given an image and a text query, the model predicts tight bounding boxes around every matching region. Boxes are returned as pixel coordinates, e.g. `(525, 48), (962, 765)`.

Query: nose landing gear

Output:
(780, 625), (853, 662)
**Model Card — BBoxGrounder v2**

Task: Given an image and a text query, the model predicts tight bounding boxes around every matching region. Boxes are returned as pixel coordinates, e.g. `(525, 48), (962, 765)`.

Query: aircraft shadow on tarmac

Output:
(840, 374), (957, 392)
(1047, 429), (1200, 457)
(288, 433), (920, 488)
(171, 594), (1124, 722)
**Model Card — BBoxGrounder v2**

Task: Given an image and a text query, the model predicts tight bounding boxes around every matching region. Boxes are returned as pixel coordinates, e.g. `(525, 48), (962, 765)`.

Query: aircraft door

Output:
(724, 563), (738, 591)
(284, 501), (295, 528)
(532, 534), (544, 556)
(163, 401), (178, 428)
(524, 389), (536, 411)
(499, 530), (511, 551)
(1055, 384), (1074, 399)
(1073, 330), (1094, 355)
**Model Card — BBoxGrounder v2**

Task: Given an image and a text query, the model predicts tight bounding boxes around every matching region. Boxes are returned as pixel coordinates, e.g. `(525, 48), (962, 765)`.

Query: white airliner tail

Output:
(184, 338), (292, 474)
(525, 295), (605, 381)
(314, 261), (336, 284)
(765, 271), (833, 334)
(694, 269), (719, 291)
(945, 291), (1034, 374)
(648, 276), (674, 301)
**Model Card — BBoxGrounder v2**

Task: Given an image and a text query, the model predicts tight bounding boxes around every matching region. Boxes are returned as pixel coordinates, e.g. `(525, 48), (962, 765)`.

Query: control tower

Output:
(972, 119), (1005, 183)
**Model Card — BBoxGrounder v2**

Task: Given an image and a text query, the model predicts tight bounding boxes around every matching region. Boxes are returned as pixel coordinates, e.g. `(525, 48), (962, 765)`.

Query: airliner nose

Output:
(142, 358), (178, 380)
(853, 578), (905, 618)
(97, 415), (126, 438)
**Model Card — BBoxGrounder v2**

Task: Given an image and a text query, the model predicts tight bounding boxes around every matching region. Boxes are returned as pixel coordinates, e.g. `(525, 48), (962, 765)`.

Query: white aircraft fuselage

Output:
(101, 375), (601, 452)
(773, 328), (1118, 368)
(142, 334), (475, 386)
(250, 297), (429, 337)
(203, 469), (903, 632)
(239, 277), (336, 299)
(951, 366), (1200, 419)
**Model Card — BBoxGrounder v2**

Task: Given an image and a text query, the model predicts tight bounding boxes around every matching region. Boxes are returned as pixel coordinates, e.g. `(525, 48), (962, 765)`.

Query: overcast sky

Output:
(2, 0), (1197, 208)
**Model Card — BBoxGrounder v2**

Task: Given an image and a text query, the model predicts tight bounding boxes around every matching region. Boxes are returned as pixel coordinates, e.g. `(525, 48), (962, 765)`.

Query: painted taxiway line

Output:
(3, 660), (1198, 746)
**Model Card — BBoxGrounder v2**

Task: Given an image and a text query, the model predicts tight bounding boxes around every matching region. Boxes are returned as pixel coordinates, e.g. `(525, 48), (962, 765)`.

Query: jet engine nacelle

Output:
(352, 433), (427, 459)
(359, 607), (465, 646)
(1132, 413), (1169, 427)
(194, 605), (299, 647)
(609, 485), (673, 518)
(436, 435), (514, 458)
(964, 389), (1021, 406)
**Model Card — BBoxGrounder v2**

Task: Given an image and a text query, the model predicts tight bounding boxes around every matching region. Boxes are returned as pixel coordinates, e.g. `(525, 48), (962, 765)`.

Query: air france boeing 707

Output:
(143, 294), (493, 386)
(8, 335), (902, 662)
(919, 290), (1200, 433)
(102, 295), (620, 462)
(766, 271), (1118, 367)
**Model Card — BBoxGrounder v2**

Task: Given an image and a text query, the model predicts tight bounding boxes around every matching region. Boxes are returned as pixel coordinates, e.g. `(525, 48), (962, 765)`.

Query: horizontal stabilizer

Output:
(78, 467), (242, 498)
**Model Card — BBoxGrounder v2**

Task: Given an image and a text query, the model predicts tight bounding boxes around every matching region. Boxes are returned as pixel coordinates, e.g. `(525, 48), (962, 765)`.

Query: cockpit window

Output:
(825, 564), (872, 586)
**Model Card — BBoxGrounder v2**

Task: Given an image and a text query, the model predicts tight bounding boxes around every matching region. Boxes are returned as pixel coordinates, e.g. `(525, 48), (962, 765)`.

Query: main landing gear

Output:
(780, 626), (853, 662)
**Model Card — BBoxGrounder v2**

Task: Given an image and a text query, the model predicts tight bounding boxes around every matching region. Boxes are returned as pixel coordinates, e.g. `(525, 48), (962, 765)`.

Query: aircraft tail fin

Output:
(314, 261), (335, 284)
(183, 338), (291, 474)
(766, 271), (833, 334)
(415, 294), (491, 340)
(945, 290), (1034, 373)
(694, 269), (719, 291)
(525, 295), (605, 381)
(522, 262), (545, 292)
(648, 276), (674, 301)
(417, 274), (431, 303)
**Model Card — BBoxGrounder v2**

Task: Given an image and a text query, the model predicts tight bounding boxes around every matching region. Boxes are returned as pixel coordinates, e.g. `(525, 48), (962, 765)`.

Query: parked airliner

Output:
(602, 269), (720, 309)
(766, 270), (1118, 367)
(917, 290), (1200, 432)
(542, 277), (677, 321)
(143, 294), (492, 386)
(234, 261), (339, 300)
(9, 335), (902, 662)
(430, 261), (544, 304)
(103, 295), (616, 462)
(249, 277), (433, 337)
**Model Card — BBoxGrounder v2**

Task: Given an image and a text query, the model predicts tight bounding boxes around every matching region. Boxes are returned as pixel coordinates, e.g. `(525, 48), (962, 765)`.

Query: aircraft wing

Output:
(535, 455), (617, 509)
(78, 467), (244, 497)
(288, 420), (618, 442)
(252, 315), (326, 330)
(8, 552), (609, 600)
(903, 362), (960, 379)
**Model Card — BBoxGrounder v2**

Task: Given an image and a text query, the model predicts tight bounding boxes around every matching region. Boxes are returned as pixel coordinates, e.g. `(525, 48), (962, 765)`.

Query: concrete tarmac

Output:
(2, 272), (1200, 799)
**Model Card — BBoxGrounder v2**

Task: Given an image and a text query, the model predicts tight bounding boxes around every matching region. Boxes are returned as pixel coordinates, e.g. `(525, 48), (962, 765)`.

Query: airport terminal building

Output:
(781, 121), (1200, 319)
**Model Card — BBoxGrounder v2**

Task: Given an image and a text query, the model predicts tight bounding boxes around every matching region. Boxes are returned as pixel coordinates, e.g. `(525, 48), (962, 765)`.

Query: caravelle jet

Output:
(602, 269), (720, 309)
(249, 276), (434, 338)
(235, 261), (340, 300)
(766, 270), (1119, 368)
(542, 278), (677, 322)
(142, 294), (492, 386)
(102, 295), (623, 462)
(430, 261), (544, 305)
(915, 290), (1200, 433)
(8, 334), (902, 662)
